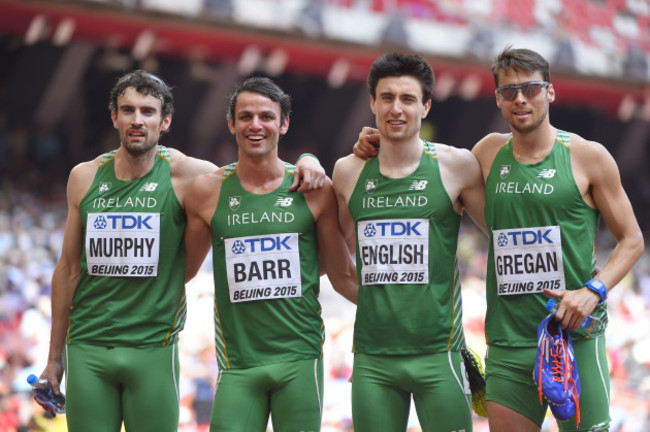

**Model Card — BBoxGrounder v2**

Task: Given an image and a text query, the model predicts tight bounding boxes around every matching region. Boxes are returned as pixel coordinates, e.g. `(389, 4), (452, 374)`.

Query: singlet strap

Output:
(284, 162), (295, 175)
(223, 162), (237, 180)
(157, 145), (170, 160)
(99, 149), (117, 166)
(556, 130), (571, 147)
(423, 140), (437, 157)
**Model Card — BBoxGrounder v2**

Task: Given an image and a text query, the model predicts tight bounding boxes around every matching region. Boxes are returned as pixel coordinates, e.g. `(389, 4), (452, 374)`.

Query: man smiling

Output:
(333, 52), (485, 432)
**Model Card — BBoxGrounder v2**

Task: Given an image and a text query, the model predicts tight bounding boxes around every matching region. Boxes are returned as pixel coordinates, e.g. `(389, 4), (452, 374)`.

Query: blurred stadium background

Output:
(0, 0), (649, 431)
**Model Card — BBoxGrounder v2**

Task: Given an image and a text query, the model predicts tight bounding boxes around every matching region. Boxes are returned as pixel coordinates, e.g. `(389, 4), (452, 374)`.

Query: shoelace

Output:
(537, 334), (582, 427)
(550, 338), (569, 390)
(536, 335), (569, 403)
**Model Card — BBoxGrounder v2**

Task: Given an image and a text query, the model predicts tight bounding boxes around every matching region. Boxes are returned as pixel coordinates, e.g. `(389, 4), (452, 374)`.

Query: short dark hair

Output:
(366, 53), (435, 103)
(108, 70), (174, 117)
(491, 46), (551, 87)
(227, 77), (292, 125)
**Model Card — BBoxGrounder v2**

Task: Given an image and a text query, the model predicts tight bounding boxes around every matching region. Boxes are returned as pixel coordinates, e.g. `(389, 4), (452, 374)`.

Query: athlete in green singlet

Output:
(471, 47), (644, 432)
(34, 71), (328, 432)
(353, 48), (644, 432)
(184, 77), (358, 432)
(333, 53), (486, 432)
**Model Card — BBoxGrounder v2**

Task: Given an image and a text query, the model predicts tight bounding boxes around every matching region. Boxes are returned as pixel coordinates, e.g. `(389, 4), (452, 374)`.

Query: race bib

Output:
(493, 225), (565, 295)
(357, 218), (429, 285)
(225, 233), (302, 303)
(86, 212), (160, 277)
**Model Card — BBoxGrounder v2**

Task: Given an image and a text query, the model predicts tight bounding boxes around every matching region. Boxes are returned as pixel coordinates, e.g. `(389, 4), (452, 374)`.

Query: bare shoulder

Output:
(471, 132), (510, 178)
(472, 132), (509, 157)
(304, 178), (335, 212)
(435, 143), (482, 194)
(67, 156), (104, 203)
(567, 133), (612, 163)
(185, 167), (226, 214)
(333, 154), (366, 182)
(304, 177), (334, 201)
(167, 147), (218, 180)
(191, 166), (227, 195)
(566, 132), (620, 192)
(70, 156), (102, 179)
(435, 143), (478, 170)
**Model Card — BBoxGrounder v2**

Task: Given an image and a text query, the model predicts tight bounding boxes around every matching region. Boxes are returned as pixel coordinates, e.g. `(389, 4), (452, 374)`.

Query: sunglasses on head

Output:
(496, 81), (550, 101)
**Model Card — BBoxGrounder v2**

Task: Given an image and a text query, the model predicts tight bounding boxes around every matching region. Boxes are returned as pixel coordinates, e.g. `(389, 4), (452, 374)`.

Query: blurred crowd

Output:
(0, 185), (648, 431)
(83, 0), (650, 82)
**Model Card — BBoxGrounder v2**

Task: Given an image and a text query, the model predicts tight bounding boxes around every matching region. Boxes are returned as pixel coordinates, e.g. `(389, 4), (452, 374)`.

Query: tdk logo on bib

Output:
(231, 240), (246, 255)
(93, 216), (108, 229)
(92, 214), (154, 230)
(495, 228), (554, 247)
(232, 235), (293, 254)
(362, 221), (422, 238)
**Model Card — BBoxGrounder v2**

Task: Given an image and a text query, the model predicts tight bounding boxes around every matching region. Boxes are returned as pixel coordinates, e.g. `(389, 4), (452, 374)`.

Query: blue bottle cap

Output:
(27, 374), (38, 385)
(545, 299), (556, 311)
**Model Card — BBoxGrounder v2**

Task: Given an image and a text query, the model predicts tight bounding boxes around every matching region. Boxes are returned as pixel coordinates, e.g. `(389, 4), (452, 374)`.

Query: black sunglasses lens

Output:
(499, 83), (545, 100)
(521, 84), (543, 97)
(500, 88), (518, 100)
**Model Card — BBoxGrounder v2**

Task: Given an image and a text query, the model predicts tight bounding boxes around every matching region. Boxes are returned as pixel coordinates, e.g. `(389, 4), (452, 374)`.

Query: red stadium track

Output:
(0, 0), (645, 116)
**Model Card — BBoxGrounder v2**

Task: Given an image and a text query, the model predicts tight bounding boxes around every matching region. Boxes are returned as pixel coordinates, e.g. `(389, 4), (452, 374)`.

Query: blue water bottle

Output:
(27, 374), (66, 414)
(545, 299), (601, 334)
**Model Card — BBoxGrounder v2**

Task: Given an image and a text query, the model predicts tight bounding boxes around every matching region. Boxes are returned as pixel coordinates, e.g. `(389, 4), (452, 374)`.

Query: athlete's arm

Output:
(184, 172), (222, 282)
(290, 154), (327, 192)
(352, 126), (380, 159)
(332, 155), (364, 253)
(546, 138), (644, 329)
(439, 146), (488, 235)
(38, 162), (95, 413)
(306, 181), (358, 304)
(169, 148), (218, 206)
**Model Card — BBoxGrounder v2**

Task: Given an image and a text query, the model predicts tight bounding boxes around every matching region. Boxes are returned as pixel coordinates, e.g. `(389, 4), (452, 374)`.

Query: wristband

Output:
(584, 278), (607, 303)
(297, 153), (319, 164)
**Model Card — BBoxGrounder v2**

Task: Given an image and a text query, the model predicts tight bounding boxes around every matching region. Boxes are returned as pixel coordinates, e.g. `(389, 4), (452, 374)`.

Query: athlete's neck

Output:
(511, 124), (557, 165)
(236, 155), (285, 194)
(377, 137), (423, 178)
(113, 145), (158, 181)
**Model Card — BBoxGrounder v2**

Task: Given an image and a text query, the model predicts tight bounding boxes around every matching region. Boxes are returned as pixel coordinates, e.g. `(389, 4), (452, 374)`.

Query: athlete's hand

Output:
(291, 154), (327, 192)
(34, 361), (65, 416)
(544, 287), (600, 330)
(353, 127), (380, 159)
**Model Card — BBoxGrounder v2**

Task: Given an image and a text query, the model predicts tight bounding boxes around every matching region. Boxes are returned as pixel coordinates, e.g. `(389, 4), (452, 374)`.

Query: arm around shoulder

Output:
(439, 146), (487, 235)
(184, 172), (221, 282)
(306, 182), (358, 304)
(332, 155), (365, 253)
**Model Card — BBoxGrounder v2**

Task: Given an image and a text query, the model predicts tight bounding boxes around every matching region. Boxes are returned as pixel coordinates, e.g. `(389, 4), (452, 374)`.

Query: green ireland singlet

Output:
(69, 146), (186, 347)
(347, 141), (465, 355)
(484, 131), (602, 347)
(211, 163), (323, 370)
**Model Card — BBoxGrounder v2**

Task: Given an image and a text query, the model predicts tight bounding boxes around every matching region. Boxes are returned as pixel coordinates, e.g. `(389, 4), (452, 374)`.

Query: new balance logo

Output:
(409, 180), (428, 191)
(140, 182), (158, 192)
(537, 169), (556, 179)
(275, 197), (293, 207)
